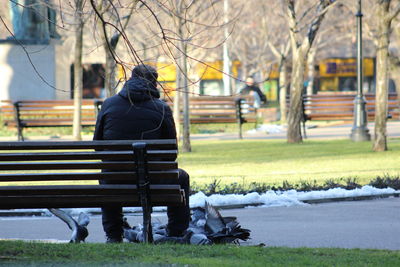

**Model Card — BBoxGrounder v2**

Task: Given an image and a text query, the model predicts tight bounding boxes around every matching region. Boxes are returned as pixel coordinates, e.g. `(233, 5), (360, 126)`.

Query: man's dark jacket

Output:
(93, 77), (176, 140)
(240, 85), (267, 104)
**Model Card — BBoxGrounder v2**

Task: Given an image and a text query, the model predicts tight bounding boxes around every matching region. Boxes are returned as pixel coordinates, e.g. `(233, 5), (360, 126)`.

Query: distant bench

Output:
(0, 139), (184, 243)
(171, 96), (258, 139)
(0, 100), (102, 141)
(286, 93), (400, 122)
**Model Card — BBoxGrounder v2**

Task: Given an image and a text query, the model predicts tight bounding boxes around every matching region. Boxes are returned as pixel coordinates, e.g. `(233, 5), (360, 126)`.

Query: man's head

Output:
(245, 77), (254, 86)
(131, 64), (158, 86)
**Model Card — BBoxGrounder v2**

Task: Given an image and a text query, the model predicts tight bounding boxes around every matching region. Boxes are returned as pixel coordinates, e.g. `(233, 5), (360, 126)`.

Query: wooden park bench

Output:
(302, 93), (400, 121)
(0, 139), (184, 243)
(286, 93), (400, 122)
(175, 96), (258, 139)
(1, 100), (102, 141)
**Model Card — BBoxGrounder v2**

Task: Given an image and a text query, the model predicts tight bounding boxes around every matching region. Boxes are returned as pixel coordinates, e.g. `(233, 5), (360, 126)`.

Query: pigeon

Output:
(48, 208), (90, 243)
(203, 202), (251, 244)
(122, 217), (140, 243)
(122, 202), (250, 245)
(123, 217), (188, 244)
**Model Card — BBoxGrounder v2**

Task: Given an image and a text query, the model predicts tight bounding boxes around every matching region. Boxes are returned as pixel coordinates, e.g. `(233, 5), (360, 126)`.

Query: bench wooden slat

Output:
(0, 170), (179, 182)
(190, 112), (237, 116)
(0, 184), (181, 195)
(22, 120), (96, 124)
(0, 150), (177, 161)
(0, 194), (184, 209)
(0, 161), (177, 171)
(190, 118), (238, 123)
(0, 140), (177, 150)
(19, 111), (96, 115)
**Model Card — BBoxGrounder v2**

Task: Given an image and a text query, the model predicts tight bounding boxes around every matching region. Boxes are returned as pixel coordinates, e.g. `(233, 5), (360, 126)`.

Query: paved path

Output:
(1, 198), (399, 250)
(191, 121), (400, 141)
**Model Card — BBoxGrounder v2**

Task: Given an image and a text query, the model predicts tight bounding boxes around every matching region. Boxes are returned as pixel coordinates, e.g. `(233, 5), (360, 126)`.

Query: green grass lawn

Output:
(178, 139), (400, 186)
(0, 241), (399, 267)
(1, 121), (400, 188)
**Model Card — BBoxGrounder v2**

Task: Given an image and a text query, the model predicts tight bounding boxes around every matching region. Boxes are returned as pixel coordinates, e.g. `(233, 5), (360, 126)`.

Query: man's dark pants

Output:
(100, 169), (190, 239)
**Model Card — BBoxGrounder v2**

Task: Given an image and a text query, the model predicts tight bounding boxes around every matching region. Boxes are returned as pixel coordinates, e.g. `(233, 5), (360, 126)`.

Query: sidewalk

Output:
(1, 198), (399, 250)
(191, 121), (400, 141)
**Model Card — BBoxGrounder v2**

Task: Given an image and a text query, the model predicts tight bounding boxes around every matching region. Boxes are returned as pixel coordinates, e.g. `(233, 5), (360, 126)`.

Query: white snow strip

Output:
(3, 186), (398, 216)
(246, 124), (284, 134)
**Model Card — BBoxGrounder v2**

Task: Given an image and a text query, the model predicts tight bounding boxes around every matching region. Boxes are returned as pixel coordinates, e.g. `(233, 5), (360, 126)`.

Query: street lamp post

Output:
(350, 0), (371, 142)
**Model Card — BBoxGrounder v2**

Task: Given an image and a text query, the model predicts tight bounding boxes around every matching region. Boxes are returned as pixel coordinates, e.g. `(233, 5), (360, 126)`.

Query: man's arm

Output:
(93, 103), (105, 141)
(161, 104), (177, 140)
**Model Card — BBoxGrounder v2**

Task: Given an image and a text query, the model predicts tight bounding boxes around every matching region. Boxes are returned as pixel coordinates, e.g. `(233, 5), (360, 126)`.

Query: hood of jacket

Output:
(118, 77), (160, 102)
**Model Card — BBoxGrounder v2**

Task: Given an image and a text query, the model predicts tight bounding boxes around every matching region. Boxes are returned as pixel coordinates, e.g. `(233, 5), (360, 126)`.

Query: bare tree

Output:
(261, 1), (291, 123)
(93, 0), (138, 97)
(370, 0), (400, 151)
(229, 0), (275, 80)
(305, 3), (354, 95)
(285, 0), (335, 143)
(344, 0), (400, 151)
(155, 0), (224, 152)
(72, 0), (84, 141)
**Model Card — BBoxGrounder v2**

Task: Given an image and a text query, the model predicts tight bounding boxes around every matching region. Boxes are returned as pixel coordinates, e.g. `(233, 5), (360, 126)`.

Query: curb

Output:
(0, 193), (398, 217)
(301, 192), (399, 204)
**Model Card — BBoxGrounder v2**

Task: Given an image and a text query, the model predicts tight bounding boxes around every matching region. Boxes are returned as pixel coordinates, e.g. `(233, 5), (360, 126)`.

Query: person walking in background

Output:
(94, 64), (190, 243)
(240, 77), (267, 108)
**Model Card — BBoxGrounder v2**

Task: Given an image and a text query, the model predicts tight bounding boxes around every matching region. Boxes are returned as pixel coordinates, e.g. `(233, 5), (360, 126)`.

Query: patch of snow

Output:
(246, 124), (284, 134)
(2, 186), (398, 216)
(188, 186), (397, 208)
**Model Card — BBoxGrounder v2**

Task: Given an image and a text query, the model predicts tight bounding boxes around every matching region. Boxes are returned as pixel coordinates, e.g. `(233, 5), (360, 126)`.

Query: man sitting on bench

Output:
(94, 64), (190, 243)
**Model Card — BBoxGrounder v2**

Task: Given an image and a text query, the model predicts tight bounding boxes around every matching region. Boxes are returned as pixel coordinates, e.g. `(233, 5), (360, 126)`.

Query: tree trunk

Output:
(173, 74), (181, 142)
(279, 59), (288, 123)
(287, 48), (306, 143)
(72, 0), (83, 141)
(104, 48), (118, 97)
(180, 42), (191, 152)
(373, 5), (391, 152)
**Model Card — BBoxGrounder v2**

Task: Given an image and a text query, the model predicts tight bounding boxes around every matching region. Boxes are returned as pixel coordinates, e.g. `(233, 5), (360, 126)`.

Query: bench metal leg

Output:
(17, 127), (24, 141)
(13, 102), (24, 141)
(235, 98), (243, 139)
(133, 142), (153, 243)
(302, 120), (307, 139)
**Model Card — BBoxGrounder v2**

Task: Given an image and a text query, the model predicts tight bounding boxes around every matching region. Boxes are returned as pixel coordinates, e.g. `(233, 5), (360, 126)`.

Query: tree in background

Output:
(72, 0), (84, 141)
(155, 0), (225, 152)
(93, 0), (137, 97)
(370, 0), (400, 151)
(285, 0), (335, 143)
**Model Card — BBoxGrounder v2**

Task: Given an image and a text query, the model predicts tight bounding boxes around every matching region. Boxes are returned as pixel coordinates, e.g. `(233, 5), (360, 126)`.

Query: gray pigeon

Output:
(123, 217), (189, 244)
(203, 202), (250, 244)
(48, 208), (90, 243)
(122, 217), (140, 243)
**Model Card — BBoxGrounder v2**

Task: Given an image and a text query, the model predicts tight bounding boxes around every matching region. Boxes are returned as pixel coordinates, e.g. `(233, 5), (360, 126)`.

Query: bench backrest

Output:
(13, 100), (99, 127)
(0, 139), (183, 209)
(166, 96), (257, 124)
(286, 93), (400, 121)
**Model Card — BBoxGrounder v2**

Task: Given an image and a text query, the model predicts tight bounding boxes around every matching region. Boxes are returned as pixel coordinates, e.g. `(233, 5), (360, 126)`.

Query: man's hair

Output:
(131, 64), (158, 83)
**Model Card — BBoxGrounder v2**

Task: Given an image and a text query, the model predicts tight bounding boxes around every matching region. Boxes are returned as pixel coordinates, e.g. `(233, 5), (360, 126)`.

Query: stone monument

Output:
(0, 0), (69, 101)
